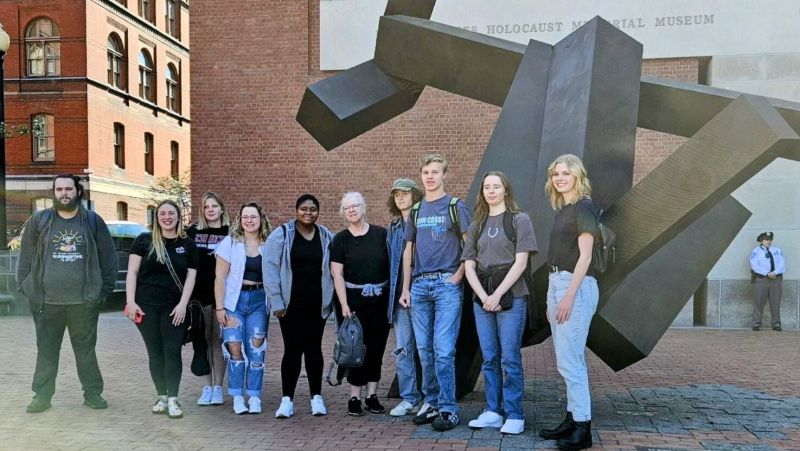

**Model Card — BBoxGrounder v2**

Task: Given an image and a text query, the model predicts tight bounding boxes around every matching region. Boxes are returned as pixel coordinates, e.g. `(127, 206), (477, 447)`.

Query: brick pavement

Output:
(0, 314), (798, 450)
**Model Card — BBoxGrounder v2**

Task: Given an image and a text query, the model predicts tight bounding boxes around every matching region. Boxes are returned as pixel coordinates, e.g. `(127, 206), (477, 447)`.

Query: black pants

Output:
(136, 303), (187, 397)
(278, 307), (326, 399)
(344, 300), (390, 387)
(32, 303), (104, 400)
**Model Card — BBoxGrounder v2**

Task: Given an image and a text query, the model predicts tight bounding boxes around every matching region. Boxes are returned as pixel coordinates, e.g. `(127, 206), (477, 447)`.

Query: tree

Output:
(145, 170), (192, 225)
(0, 117), (44, 138)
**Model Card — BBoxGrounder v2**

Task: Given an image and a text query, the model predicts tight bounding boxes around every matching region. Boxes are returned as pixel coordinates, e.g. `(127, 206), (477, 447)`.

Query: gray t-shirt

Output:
(461, 212), (538, 297)
(43, 213), (88, 304)
(404, 194), (471, 277)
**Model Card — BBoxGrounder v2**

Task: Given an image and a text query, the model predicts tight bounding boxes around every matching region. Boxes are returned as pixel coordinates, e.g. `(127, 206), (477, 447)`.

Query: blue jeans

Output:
(547, 271), (598, 422)
(222, 289), (269, 397)
(393, 303), (421, 405)
(410, 273), (462, 414)
(473, 297), (526, 420)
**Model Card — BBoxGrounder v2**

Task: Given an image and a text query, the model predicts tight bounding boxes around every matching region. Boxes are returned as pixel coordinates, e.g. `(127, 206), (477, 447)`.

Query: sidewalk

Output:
(0, 314), (798, 450)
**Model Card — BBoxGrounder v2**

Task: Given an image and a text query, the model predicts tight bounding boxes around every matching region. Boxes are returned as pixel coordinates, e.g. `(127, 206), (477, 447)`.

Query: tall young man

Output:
(17, 175), (118, 413)
(399, 154), (471, 431)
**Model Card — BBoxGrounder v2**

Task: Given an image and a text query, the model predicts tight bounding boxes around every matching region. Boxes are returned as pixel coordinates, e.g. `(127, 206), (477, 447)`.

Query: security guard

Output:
(749, 232), (785, 331)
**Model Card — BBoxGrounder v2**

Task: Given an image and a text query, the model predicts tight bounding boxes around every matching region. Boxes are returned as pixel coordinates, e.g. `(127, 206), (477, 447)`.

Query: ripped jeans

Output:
(222, 288), (269, 397)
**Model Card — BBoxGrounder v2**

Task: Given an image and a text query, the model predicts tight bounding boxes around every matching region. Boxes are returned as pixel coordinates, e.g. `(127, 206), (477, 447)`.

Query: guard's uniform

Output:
(749, 240), (785, 329)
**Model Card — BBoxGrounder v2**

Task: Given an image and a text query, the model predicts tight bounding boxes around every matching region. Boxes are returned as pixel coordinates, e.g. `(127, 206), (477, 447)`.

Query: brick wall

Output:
(190, 1), (699, 230)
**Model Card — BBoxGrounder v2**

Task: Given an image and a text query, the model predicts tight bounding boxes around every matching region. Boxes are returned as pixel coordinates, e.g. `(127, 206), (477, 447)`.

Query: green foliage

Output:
(146, 170), (192, 225)
(0, 116), (44, 138)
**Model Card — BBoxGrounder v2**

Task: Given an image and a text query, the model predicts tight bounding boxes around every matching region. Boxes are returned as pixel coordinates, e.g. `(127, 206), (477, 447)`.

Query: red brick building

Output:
(1, 0), (190, 236)
(190, 1), (696, 229)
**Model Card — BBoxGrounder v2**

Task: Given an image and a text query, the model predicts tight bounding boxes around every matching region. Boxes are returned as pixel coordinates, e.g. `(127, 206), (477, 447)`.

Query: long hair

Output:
(149, 200), (186, 264)
(198, 191), (230, 229)
(387, 187), (423, 217)
(230, 202), (271, 243)
(472, 171), (522, 226)
(545, 154), (592, 210)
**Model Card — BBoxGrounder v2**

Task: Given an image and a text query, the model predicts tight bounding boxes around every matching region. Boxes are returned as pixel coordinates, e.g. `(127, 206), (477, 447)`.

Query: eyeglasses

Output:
(344, 203), (363, 211)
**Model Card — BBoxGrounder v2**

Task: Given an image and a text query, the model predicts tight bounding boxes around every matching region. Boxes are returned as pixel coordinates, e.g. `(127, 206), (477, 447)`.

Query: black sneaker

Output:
(26, 396), (52, 413)
(83, 393), (108, 410)
(347, 397), (364, 416)
(412, 403), (439, 425)
(432, 411), (460, 431)
(364, 394), (385, 414)
(752, 325), (760, 331)
(773, 325), (782, 331)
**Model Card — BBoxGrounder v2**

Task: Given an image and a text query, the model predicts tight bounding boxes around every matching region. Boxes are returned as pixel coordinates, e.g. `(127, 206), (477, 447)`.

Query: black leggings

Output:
(278, 308), (326, 399)
(137, 303), (187, 397)
(343, 300), (390, 387)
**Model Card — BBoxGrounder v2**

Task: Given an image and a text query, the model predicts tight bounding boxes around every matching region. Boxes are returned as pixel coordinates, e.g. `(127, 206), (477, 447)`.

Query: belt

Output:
(414, 272), (447, 281)
(755, 274), (782, 279)
(549, 265), (568, 273)
(241, 283), (264, 291)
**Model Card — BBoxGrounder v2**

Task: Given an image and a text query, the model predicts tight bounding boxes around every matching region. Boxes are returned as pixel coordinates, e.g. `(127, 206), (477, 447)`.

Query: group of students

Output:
(123, 152), (600, 451)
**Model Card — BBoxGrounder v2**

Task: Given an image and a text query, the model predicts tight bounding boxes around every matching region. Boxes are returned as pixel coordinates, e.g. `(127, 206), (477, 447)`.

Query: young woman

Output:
(264, 194), (335, 418)
(538, 154), (600, 450)
(125, 200), (198, 419)
(385, 178), (424, 417)
(214, 203), (271, 415)
(330, 192), (391, 416)
(187, 192), (230, 406)
(463, 171), (537, 435)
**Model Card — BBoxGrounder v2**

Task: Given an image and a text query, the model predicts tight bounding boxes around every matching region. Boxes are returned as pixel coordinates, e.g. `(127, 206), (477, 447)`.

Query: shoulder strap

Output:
(410, 201), (422, 226)
(448, 197), (460, 232)
(86, 210), (99, 237)
(36, 209), (52, 239)
(281, 224), (287, 239)
(503, 211), (517, 244)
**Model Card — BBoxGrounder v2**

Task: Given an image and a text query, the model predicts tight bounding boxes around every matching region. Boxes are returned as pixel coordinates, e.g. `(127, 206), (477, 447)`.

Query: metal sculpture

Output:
(297, 0), (800, 396)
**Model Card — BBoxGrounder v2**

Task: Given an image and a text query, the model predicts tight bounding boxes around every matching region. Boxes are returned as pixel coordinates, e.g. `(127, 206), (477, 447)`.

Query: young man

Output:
(749, 232), (786, 331)
(399, 154), (471, 431)
(17, 175), (118, 413)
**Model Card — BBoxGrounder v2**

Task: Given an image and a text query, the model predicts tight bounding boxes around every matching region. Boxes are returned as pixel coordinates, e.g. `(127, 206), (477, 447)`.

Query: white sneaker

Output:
(233, 395), (248, 415)
(197, 386), (213, 406)
(390, 400), (418, 417)
(275, 396), (294, 418)
(167, 397), (183, 419)
(311, 395), (327, 416)
(500, 418), (525, 434)
(210, 385), (224, 405)
(248, 396), (262, 414)
(152, 395), (168, 414)
(468, 410), (504, 429)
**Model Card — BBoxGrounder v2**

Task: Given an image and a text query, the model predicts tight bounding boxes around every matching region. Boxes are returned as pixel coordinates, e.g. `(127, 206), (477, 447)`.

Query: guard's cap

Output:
(757, 231), (774, 242)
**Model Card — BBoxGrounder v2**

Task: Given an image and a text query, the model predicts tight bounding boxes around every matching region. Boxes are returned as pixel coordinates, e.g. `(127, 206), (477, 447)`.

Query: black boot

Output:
(556, 420), (592, 450)
(539, 412), (575, 440)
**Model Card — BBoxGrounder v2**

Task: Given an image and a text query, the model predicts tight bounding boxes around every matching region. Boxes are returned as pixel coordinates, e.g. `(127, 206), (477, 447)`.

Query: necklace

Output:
(487, 227), (499, 239)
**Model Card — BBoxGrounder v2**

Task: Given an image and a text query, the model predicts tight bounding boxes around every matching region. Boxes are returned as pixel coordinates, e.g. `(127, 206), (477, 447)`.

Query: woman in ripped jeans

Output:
(214, 203), (271, 415)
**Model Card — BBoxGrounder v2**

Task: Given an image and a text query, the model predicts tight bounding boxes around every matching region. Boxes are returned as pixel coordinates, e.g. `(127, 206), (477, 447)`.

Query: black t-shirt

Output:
(547, 198), (599, 277)
(330, 225), (389, 307)
(290, 229), (323, 311)
(187, 225), (229, 306)
(131, 233), (199, 306)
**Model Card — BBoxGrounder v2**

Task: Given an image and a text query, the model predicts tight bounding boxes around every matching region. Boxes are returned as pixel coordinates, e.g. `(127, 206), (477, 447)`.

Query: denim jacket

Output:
(387, 216), (407, 323)
(262, 219), (335, 319)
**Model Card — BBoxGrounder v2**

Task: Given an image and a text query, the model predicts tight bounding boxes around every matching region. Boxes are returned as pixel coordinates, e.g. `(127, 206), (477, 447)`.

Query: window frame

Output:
(170, 141), (179, 178)
(165, 0), (180, 38)
(165, 64), (180, 112)
(144, 132), (154, 175)
(25, 18), (61, 77)
(138, 49), (155, 103)
(114, 122), (126, 168)
(117, 202), (129, 221)
(107, 34), (126, 89)
(32, 113), (55, 162)
(138, 0), (154, 23)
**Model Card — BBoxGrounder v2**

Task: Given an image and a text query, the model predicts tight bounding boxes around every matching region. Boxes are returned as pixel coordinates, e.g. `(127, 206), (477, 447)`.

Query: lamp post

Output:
(0, 22), (9, 249)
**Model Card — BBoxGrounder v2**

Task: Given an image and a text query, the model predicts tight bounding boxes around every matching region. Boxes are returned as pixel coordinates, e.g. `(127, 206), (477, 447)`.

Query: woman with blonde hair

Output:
(125, 200), (198, 419)
(538, 154), (599, 450)
(463, 171), (537, 435)
(187, 192), (230, 406)
(214, 202), (271, 414)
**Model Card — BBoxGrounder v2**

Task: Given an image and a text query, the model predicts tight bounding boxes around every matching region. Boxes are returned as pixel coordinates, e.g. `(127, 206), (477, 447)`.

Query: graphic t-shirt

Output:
(131, 233), (198, 306)
(187, 225), (229, 306)
(43, 213), (88, 304)
(404, 195), (471, 277)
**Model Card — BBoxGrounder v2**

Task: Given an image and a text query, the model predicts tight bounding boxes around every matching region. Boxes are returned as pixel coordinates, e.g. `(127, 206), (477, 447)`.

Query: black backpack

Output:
(592, 210), (616, 275)
(333, 314), (366, 368)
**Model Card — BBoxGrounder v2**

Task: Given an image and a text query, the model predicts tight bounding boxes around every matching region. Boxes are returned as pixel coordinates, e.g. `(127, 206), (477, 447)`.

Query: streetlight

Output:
(0, 22), (9, 249)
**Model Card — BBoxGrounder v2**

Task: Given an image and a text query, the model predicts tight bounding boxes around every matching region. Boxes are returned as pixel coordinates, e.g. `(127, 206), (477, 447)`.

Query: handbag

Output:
(333, 314), (366, 368)
(474, 263), (515, 310)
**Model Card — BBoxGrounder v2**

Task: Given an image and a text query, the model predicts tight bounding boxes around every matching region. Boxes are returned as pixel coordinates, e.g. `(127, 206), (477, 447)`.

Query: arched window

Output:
(26, 18), (61, 76)
(165, 64), (180, 112)
(32, 114), (55, 161)
(117, 202), (129, 221)
(138, 49), (155, 102)
(107, 34), (126, 89)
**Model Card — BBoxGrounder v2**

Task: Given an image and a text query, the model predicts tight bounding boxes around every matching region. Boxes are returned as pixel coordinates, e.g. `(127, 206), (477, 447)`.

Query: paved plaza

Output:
(0, 313), (798, 450)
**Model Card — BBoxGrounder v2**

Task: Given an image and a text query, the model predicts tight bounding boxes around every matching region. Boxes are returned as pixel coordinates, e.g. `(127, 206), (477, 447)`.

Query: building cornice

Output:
(93, 0), (190, 56)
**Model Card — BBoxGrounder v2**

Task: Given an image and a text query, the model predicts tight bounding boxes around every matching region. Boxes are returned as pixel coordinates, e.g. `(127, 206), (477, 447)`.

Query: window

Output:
(146, 206), (155, 227)
(165, 64), (179, 112)
(138, 0), (153, 23)
(107, 34), (126, 89)
(26, 18), (61, 76)
(138, 50), (155, 102)
(114, 123), (125, 168)
(117, 202), (128, 221)
(32, 114), (55, 161)
(32, 197), (53, 213)
(144, 132), (154, 175)
(170, 141), (179, 178)
(165, 0), (179, 38)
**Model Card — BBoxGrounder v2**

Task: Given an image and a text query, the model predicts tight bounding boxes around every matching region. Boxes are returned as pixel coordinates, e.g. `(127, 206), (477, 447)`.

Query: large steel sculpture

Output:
(297, 0), (800, 396)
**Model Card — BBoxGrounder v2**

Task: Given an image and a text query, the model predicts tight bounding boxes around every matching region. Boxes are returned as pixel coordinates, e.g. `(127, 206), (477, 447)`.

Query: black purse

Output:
(474, 263), (514, 310)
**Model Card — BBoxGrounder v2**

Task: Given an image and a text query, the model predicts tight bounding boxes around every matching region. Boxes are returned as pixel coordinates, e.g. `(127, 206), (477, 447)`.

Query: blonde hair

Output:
(198, 191), (230, 229)
(545, 154), (592, 210)
(150, 200), (187, 264)
(420, 153), (449, 173)
(472, 171), (522, 226)
(230, 202), (271, 243)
